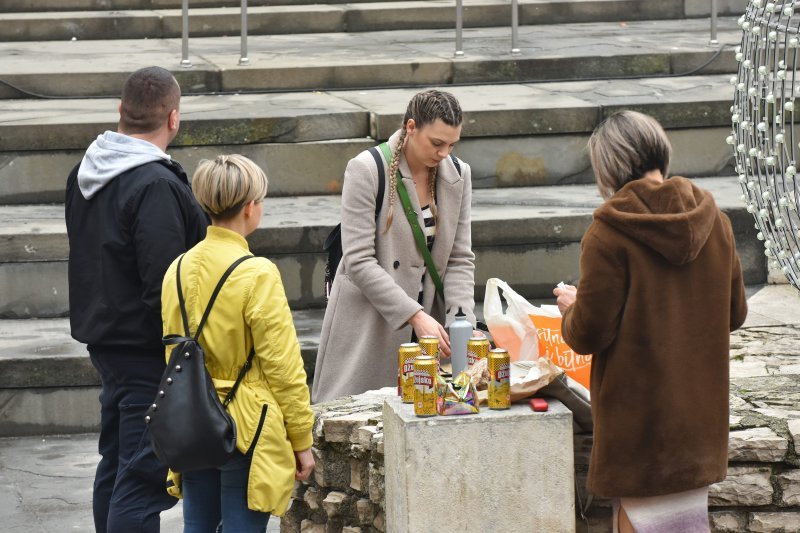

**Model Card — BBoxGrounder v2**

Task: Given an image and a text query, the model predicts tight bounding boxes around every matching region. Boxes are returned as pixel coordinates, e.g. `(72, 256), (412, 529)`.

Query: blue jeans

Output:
(182, 451), (271, 533)
(90, 349), (177, 533)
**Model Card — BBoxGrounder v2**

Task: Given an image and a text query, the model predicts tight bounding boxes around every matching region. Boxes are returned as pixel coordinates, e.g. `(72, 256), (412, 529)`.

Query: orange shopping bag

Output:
(527, 309), (592, 389)
(483, 278), (592, 387)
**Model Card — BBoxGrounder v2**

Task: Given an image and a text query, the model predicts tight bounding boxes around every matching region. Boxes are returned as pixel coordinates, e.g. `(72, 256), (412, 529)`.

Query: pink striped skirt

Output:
(612, 486), (710, 533)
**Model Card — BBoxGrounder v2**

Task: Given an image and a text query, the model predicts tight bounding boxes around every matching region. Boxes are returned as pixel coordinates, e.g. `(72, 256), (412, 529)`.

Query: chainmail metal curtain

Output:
(731, 0), (800, 288)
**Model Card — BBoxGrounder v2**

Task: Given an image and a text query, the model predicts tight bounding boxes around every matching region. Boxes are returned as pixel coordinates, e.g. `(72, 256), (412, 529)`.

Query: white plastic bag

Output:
(483, 278), (544, 362)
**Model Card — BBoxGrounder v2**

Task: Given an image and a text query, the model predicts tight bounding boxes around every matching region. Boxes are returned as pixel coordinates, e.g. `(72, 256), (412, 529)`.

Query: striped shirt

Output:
(418, 204), (436, 304)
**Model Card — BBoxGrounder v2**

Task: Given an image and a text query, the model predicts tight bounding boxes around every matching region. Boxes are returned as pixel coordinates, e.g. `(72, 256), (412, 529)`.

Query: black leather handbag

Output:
(146, 254), (255, 473)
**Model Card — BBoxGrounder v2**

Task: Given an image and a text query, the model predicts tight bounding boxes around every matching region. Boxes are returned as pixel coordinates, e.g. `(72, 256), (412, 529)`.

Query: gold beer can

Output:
(488, 348), (511, 410)
(413, 355), (437, 417)
(398, 343), (420, 404)
(467, 336), (490, 368)
(418, 335), (440, 372)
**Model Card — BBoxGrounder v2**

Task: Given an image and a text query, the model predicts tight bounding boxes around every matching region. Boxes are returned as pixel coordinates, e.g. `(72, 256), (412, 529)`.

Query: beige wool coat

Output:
(312, 130), (476, 403)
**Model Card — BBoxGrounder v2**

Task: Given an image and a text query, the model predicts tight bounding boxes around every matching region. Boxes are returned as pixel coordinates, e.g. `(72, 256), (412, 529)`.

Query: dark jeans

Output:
(182, 451), (270, 533)
(90, 349), (177, 533)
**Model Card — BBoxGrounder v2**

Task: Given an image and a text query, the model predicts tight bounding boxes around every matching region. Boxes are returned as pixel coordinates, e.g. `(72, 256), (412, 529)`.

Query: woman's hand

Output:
(294, 448), (315, 481)
(553, 284), (577, 315)
(408, 310), (451, 357)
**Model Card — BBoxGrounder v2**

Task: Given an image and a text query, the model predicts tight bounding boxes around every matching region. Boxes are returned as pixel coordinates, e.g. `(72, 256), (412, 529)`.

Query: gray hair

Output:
(588, 111), (672, 199)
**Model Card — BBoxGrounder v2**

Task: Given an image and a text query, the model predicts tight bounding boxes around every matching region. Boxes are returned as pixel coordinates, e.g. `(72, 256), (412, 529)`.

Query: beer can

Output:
(413, 355), (437, 417)
(398, 343), (420, 404)
(418, 335), (440, 372)
(488, 348), (511, 410)
(467, 336), (490, 368)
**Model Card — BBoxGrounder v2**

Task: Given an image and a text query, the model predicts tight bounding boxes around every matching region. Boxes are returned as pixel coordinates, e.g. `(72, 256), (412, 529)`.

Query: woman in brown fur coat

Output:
(554, 111), (748, 532)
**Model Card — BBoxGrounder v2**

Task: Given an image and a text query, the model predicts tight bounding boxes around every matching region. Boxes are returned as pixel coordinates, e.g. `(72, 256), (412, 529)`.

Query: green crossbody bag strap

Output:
(378, 142), (445, 300)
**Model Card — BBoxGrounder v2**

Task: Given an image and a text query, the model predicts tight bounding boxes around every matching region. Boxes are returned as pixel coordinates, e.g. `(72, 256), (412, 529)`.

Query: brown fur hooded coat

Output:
(562, 176), (748, 498)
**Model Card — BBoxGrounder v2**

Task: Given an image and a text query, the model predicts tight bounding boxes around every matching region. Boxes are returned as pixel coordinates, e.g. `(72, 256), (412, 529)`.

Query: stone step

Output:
(0, 17), (740, 99)
(0, 74), (736, 204)
(0, 311), (322, 438)
(0, 178), (765, 319)
(0, 0), (695, 42)
(1, 0), (407, 13)
(0, 281), (787, 438)
(0, 0), (747, 15)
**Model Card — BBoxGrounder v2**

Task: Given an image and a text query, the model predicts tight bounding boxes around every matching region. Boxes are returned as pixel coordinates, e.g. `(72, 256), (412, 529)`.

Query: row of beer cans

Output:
(398, 335), (511, 416)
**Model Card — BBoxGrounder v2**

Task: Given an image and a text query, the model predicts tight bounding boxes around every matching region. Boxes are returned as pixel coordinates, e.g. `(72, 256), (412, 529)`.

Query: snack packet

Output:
(465, 357), (489, 391)
(435, 372), (480, 415)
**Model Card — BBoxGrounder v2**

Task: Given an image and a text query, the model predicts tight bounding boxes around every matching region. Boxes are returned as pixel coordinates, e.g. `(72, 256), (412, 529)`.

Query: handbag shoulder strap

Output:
(175, 253), (256, 407)
(223, 346), (256, 407)
(378, 142), (444, 300)
(368, 146), (386, 217)
(450, 154), (461, 175)
(176, 254), (255, 340)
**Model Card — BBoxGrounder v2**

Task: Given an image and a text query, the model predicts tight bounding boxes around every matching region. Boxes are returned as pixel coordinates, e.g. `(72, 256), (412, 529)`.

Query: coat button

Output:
(393, 260), (400, 269)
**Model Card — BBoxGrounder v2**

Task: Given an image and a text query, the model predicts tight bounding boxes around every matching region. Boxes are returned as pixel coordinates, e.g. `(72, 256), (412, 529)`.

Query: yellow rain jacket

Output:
(161, 226), (314, 515)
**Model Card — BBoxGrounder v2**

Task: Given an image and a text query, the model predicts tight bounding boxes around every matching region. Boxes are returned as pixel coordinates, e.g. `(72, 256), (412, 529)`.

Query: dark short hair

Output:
(119, 66), (180, 134)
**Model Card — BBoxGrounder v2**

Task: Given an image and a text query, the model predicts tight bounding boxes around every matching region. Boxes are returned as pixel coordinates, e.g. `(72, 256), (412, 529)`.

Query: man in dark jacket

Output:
(66, 66), (208, 533)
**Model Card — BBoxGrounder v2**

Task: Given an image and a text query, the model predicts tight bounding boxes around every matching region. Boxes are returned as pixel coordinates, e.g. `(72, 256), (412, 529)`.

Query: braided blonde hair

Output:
(384, 90), (462, 231)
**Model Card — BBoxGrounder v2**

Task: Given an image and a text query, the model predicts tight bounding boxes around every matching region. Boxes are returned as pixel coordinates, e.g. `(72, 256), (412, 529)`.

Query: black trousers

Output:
(89, 349), (177, 533)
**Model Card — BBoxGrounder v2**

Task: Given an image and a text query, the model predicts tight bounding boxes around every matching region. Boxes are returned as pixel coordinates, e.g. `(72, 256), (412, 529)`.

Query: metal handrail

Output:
(511, 0), (520, 55)
(456, 0), (521, 57)
(181, 0), (191, 68)
(240, 0), (250, 66)
(455, 0), (464, 57)
(709, 0), (719, 45)
(180, 1), (250, 67)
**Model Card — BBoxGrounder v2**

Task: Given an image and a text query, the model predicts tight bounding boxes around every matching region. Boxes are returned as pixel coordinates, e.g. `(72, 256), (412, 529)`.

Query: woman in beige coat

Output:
(313, 90), (477, 403)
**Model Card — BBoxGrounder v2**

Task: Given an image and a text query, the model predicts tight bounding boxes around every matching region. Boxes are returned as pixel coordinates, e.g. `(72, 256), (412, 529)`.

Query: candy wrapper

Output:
(435, 372), (480, 415)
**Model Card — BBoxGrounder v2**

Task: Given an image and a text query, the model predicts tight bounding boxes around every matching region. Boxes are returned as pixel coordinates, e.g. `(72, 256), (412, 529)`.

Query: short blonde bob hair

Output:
(192, 154), (268, 220)
(588, 110), (671, 199)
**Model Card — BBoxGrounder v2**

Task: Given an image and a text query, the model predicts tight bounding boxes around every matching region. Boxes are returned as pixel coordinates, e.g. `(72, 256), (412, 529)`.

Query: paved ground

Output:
(0, 436), (280, 532)
(1, 284), (797, 531)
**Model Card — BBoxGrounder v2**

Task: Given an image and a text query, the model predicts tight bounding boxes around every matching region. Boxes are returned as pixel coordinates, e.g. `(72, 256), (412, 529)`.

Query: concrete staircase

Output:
(0, 0), (754, 435)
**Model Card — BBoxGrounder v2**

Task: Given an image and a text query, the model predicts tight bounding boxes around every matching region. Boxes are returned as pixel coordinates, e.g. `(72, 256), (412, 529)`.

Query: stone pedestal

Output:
(383, 396), (575, 533)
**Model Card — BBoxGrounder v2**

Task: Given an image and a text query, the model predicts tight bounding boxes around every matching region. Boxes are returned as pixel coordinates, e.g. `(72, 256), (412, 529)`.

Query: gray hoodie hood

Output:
(77, 131), (171, 199)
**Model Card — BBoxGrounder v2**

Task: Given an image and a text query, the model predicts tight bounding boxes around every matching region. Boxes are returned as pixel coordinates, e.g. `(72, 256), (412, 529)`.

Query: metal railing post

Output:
(455, 0), (464, 58)
(709, 0), (719, 46)
(511, 0), (521, 55)
(239, 0), (250, 66)
(181, 0), (192, 68)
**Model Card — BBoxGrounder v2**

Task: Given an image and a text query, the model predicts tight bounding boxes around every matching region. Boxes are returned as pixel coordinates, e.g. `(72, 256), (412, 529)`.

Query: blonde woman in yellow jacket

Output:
(161, 154), (314, 532)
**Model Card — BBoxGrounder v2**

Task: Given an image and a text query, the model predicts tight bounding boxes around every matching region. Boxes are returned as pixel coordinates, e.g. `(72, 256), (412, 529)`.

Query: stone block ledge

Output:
(288, 288), (800, 532)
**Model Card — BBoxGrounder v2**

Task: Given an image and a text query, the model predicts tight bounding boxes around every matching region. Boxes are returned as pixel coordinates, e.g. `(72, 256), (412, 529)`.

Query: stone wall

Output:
(282, 389), (799, 533)
(281, 389), (391, 533)
(575, 420), (800, 532)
